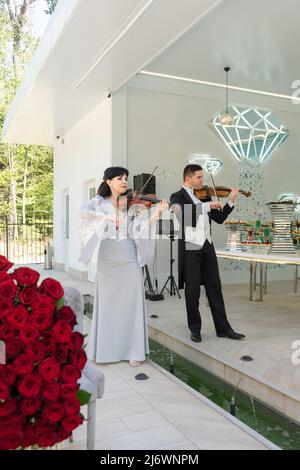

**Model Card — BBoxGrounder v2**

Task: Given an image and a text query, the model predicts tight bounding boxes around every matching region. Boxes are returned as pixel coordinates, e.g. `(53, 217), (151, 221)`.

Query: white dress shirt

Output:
(182, 186), (234, 247)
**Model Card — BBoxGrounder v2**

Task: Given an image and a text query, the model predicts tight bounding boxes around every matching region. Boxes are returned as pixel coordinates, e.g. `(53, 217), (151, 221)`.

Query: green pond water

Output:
(149, 338), (300, 450)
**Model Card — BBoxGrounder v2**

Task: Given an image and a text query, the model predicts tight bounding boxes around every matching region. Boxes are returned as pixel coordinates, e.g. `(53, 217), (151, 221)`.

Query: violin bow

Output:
(137, 166), (158, 195)
(209, 169), (223, 212)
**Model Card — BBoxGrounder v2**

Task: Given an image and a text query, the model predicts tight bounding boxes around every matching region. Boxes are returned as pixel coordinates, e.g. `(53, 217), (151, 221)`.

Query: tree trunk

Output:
(22, 146), (29, 224)
(8, 145), (18, 239)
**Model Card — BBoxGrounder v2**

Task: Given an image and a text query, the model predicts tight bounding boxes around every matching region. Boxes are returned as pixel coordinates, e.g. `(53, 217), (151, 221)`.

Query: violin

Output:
(124, 166), (169, 209)
(125, 190), (162, 208)
(197, 169), (251, 212)
(194, 186), (251, 200)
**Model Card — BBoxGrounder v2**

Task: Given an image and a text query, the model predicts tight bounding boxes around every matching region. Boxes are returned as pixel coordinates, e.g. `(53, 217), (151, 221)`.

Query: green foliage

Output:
(0, 1), (56, 223)
(77, 389), (92, 406)
(55, 297), (65, 309)
(45, 0), (58, 15)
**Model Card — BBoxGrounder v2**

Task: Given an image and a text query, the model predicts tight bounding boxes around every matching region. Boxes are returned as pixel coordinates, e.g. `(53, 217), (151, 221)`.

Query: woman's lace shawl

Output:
(79, 196), (156, 267)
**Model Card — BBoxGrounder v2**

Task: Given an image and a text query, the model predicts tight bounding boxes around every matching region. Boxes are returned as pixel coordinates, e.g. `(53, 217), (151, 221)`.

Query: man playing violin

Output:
(170, 164), (245, 342)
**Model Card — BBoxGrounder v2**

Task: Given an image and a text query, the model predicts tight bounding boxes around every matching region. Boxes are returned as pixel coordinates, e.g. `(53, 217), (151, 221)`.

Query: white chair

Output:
(64, 286), (105, 450)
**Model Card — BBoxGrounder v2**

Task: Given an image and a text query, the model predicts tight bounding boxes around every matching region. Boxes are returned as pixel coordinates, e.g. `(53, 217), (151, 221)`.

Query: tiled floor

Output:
(61, 360), (271, 450)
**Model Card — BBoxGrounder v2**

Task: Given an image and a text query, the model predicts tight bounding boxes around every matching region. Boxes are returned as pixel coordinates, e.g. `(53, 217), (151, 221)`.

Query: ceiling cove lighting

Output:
(73, 0), (156, 91)
(139, 70), (300, 103)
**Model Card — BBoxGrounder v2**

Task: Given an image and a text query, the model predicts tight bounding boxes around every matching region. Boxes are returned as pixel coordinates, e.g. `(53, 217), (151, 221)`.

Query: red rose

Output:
(60, 383), (79, 399)
(19, 287), (38, 305)
(0, 272), (11, 284)
(56, 306), (77, 328)
(0, 280), (17, 300)
(0, 414), (24, 437)
(0, 432), (22, 450)
(64, 396), (80, 417)
(0, 379), (10, 400)
(0, 324), (16, 341)
(18, 374), (42, 398)
(0, 364), (16, 385)
(20, 397), (41, 416)
(0, 256), (13, 273)
(0, 299), (13, 319)
(70, 332), (84, 350)
(38, 432), (58, 448)
(42, 381), (60, 401)
(6, 305), (28, 329)
(41, 332), (57, 354)
(62, 414), (83, 433)
(38, 357), (60, 381)
(52, 319), (72, 343)
(56, 428), (71, 443)
(24, 340), (46, 362)
(42, 401), (64, 423)
(40, 278), (64, 300)
(19, 324), (40, 344)
(29, 310), (53, 331)
(22, 423), (38, 448)
(0, 398), (17, 417)
(0, 262), (88, 450)
(36, 419), (56, 435)
(61, 365), (81, 383)
(12, 267), (40, 286)
(6, 338), (24, 358)
(13, 354), (35, 376)
(31, 294), (55, 316)
(70, 349), (87, 369)
(54, 343), (69, 363)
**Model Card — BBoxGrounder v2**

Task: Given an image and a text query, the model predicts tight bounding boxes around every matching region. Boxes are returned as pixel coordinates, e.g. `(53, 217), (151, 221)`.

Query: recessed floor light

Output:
(241, 355), (254, 362)
(135, 373), (149, 380)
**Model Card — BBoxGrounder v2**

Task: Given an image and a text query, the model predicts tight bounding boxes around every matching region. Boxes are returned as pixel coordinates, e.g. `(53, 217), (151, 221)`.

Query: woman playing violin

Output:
(79, 166), (168, 367)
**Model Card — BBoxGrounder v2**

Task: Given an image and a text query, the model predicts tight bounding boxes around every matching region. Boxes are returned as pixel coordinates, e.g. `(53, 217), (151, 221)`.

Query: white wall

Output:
(53, 98), (112, 277)
(52, 76), (300, 286)
(123, 78), (300, 284)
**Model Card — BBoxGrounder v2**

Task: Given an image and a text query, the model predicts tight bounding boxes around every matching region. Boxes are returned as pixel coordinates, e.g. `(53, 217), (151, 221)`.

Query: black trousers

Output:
(184, 241), (231, 335)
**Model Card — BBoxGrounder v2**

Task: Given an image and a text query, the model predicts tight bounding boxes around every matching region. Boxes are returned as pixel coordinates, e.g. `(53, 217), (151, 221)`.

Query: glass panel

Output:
(89, 187), (96, 199)
(65, 194), (69, 240)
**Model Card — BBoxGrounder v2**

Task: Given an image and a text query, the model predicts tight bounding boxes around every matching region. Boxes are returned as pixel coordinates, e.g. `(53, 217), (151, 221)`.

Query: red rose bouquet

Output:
(0, 255), (88, 450)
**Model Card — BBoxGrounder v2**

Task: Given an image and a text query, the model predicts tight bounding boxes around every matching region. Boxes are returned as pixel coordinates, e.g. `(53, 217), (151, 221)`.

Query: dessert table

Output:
(216, 249), (300, 301)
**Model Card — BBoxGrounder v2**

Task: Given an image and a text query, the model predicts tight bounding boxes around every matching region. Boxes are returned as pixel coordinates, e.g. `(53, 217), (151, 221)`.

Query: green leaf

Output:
(77, 389), (92, 406)
(55, 297), (65, 309)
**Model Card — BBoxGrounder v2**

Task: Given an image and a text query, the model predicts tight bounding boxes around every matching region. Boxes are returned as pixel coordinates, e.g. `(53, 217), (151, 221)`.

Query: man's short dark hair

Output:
(183, 164), (203, 181)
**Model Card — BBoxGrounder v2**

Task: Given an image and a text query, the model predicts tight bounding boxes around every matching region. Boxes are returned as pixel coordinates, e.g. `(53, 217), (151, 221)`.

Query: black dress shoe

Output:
(217, 330), (245, 340)
(190, 333), (202, 342)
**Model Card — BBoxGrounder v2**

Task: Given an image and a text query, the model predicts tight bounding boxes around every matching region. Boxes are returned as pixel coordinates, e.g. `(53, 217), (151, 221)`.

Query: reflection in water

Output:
(149, 339), (300, 450)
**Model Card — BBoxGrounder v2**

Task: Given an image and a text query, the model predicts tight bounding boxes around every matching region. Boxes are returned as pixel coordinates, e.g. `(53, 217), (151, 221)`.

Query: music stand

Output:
(158, 218), (181, 299)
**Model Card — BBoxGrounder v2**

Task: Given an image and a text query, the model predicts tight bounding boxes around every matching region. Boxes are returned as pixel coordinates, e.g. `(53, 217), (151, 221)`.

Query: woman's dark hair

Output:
(97, 166), (129, 198)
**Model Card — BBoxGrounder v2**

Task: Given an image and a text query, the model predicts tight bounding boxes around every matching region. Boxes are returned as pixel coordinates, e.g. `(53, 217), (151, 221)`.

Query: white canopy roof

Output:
(2, 0), (222, 146)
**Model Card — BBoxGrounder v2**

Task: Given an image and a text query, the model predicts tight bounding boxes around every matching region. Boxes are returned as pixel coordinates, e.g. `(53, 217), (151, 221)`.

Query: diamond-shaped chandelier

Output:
(208, 106), (289, 165)
(188, 154), (223, 175)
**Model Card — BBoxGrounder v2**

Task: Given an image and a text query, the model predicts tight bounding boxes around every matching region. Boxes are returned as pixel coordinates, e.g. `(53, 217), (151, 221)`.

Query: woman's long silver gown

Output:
(79, 197), (155, 363)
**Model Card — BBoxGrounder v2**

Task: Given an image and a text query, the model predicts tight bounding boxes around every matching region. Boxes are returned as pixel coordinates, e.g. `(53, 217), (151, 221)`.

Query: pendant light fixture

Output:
(219, 66), (234, 126)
